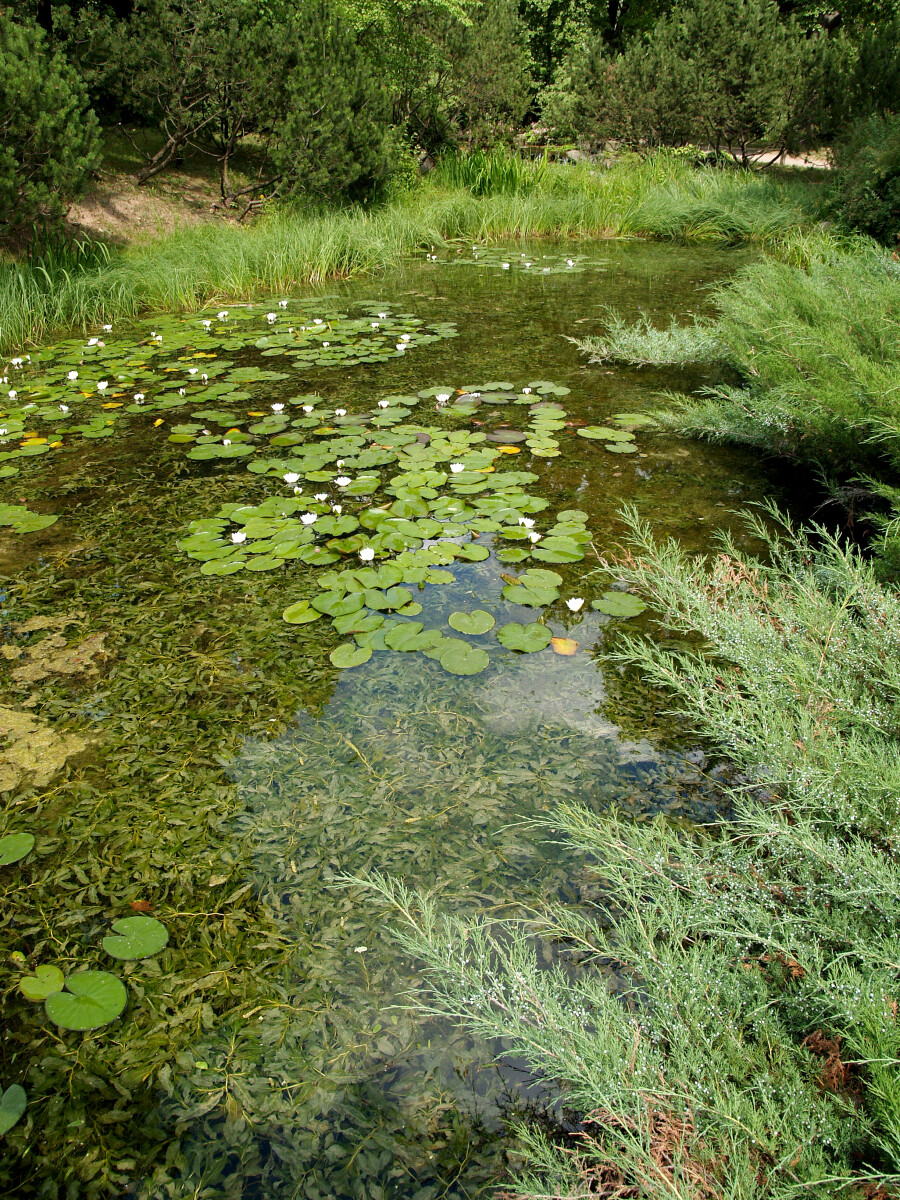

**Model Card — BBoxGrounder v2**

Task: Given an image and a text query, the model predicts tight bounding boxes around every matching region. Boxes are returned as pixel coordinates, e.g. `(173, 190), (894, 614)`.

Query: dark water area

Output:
(0, 241), (780, 1198)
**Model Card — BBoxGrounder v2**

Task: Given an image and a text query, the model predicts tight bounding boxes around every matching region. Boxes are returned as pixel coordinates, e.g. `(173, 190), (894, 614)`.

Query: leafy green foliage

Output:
(0, 14), (100, 236)
(0, 832), (34, 865)
(831, 114), (900, 246)
(102, 916), (170, 960)
(0, 1085), (26, 1136)
(44, 971), (128, 1031)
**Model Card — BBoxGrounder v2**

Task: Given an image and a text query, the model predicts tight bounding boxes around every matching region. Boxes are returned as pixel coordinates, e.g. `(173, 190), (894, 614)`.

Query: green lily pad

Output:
(497, 622), (552, 652)
(502, 583), (559, 607)
(19, 965), (65, 1001)
(605, 442), (638, 453)
(576, 426), (634, 441)
(330, 643), (373, 668)
(0, 833), (34, 865)
(102, 916), (169, 960)
(450, 542), (490, 562)
(312, 591), (365, 617)
(282, 600), (322, 624)
(437, 639), (490, 675)
(384, 623), (441, 652)
(0, 1085), (27, 1135)
(44, 971), (127, 1031)
(592, 591), (647, 617)
(448, 610), (495, 635)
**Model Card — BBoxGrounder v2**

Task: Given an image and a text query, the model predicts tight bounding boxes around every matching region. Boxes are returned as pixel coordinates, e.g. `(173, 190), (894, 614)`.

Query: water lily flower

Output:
(134, 393), (145, 401)
(223, 438), (232, 445)
(396, 343), (405, 351)
(231, 531), (247, 544)
(436, 392), (451, 402)
(302, 405), (314, 413)
(67, 370), (78, 381)
(201, 429), (210, 435)
(59, 404), (69, 413)
(449, 463), (465, 473)
(371, 322), (380, 328)
(332, 504), (342, 514)
(292, 486), (302, 495)
(528, 531), (542, 543)
(524, 262), (532, 268)
(201, 374), (208, 383)
(178, 388), (186, 396)
(97, 380), (108, 392)
(334, 408), (346, 416)
(522, 387), (532, 395)
(271, 402), (284, 412)
(313, 318), (324, 325)
(518, 517), (535, 528)
(501, 263), (510, 269)
(102, 324), (112, 332)
(314, 492), (327, 501)
(202, 319), (212, 328)
(0, 428), (6, 436)
(301, 512), (317, 525)
(336, 460), (344, 468)
(335, 476), (351, 487)
(7, 390), (16, 400)
(87, 338), (99, 347)
(267, 312), (277, 322)
(188, 368), (198, 375)
(400, 334), (411, 342)
(322, 341), (330, 348)
(378, 311), (387, 319)
(10, 357), (23, 367)
(566, 597), (585, 612)
(279, 299), (289, 308)
(217, 310), (229, 320)
(283, 473), (300, 484)
(566, 259), (575, 267)
(378, 400), (389, 409)
(359, 547), (375, 562)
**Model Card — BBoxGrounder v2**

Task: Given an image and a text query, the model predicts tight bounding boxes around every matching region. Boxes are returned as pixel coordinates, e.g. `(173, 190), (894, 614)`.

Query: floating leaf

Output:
(592, 591), (647, 617)
(102, 916), (169, 960)
(551, 637), (578, 656)
(44, 971), (127, 1031)
(447, 610), (495, 635)
(0, 1085), (26, 1136)
(0, 833), (34, 865)
(605, 442), (638, 454)
(576, 426), (634, 441)
(497, 622), (552, 652)
(384, 624), (441, 652)
(19, 965), (65, 1001)
(437, 639), (490, 675)
(282, 600), (322, 625)
(329, 643), (373, 668)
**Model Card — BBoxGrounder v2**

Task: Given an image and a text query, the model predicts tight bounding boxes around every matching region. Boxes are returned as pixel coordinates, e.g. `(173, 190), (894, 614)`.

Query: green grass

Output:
(0, 155), (818, 355)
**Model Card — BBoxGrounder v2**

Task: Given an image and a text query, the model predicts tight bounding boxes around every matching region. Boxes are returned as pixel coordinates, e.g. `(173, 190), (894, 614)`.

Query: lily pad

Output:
(102, 915), (170, 960)
(0, 1085), (27, 1136)
(448, 610), (495, 635)
(577, 426), (634, 441)
(502, 582), (559, 607)
(44, 971), (127, 1031)
(0, 832), (34, 865)
(19, 965), (65, 1001)
(330, 643), (373, 668)
(497, 622), (552, 652)
(592, 591), (647, 617)
(437, 639), (490, 675)
(282, 600), (322, 625)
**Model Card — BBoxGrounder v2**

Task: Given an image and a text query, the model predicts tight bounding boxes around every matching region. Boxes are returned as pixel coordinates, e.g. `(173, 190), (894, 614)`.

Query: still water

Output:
(1, 241), (772, 1198)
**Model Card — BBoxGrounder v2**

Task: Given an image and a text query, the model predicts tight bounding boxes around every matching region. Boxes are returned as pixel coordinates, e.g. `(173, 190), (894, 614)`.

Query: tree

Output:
(0, 13), (100, 236)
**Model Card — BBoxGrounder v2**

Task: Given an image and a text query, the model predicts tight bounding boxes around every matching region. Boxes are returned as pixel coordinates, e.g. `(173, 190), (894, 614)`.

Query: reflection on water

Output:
(2, 240), (775, 1198)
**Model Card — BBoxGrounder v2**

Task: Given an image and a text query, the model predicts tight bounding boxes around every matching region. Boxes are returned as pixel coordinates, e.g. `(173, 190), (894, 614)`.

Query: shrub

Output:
(831, 114), (900, 246)
(0, 14), (100, 236)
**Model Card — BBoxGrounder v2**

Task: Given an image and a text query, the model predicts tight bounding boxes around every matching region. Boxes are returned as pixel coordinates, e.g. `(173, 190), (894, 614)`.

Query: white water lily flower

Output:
(267, 312), (277, 322)
(314, 492), (327, 501)
(528, 531), (542, 543)
(87, 338), (99, 347)
(566, 597), (585, 612)
(359, 547), (375, 562)
(7, 390), (16, 400)
(336, 460), (344, 468)
(201, 429), (210, 435)
(436, 392), (451, 402)
(188, 368), (198, 374)
(332, 504), (342, 514)
(378, 312), (387, 318)
(524, 262), (532, 268)
(231, 531), (247, 544)
(279, 299), (289, 308)
(283, 473), (300, 484)
(301, 512), (317, 525)
(134, 392), (145, 401)
(59, 404), (69, 413)
(67, 370), (78, 381)
(378, 400), (390, 409)
(0, 428), (6, 436)
(202, 319), (212, 328)
(201, 374), (208, 383)
(396, 343), (405, 351)
(334, 408), (346, 416)
(371, 322), (380, 328)
(501, 263), (510, 269)
(223, 438), (232, 445)
(292, 486), (302, 495)
(217, 310), (228, 320)
(322, 341), (330, 347)
(178, 388), (186, 396)
(521, 387), (532, 395)
(518, 517), (535, 528)
(313, 318), (324, 325)
(335, 476), (351, 486)
(566, 259), (575, 267)
(102, 324), (112, 332)
(400, 334), (411, 342)
(10, 357), (23, 367)
(449, 463), (465, 473)
(271, 402), (284, 412)
(97, 380), (108, 391)
(302, 405), (314, 413)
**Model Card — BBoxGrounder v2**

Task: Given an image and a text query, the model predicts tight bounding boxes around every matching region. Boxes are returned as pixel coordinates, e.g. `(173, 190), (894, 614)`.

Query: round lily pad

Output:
(577, 426), (634, 441)
(501, 583), (559, 607)
(0, 833), (34, 865)
(592, 592), (647, 617)
(330, 643), (373, 668)
(448, 610), (495, 635)
(605, 442), (638, 454)
(19, 965), (65, 1001)
(44, 971), (127, 1031)
(0, 1085), (27, 1135)
(438, 639), (490, 675)
(102, 916), (169, 960)
(497, 622), (552, 652)
(282, 600), (322, 624)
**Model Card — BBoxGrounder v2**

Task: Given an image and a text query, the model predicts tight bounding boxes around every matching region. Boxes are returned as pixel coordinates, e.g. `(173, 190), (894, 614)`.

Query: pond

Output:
(1, 240), (774, 1199)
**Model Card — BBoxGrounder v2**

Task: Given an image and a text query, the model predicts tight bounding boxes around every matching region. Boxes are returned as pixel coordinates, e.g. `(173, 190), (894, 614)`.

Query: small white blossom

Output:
(522, 387), (532, 395)
(378, 400), (390, 409)
(10, 357), (23, 367)
(359, 547), (375, 562)
(188, 368), (198, 375)
(223, 438), (232, 445)
(134, 393), (145, 401)
(217, 310), (229, 320)
(332, 504), (342, 514)
(279, 299), (289, 308)
(59, 404), (69, 413)
(322, 341), (330, 348)
(436, 392), (451, 402)
(7, 390), (16, 401)
(283, 473), (300, 484)
(202, 319), (212, 328)
(336, 460), (344, 468)
(400, 334), (411, 342)
(313, 318), (323, 325)
(267, 312), (277, 322)
(301, 512), (317, 525)
(302, 405), (314, 413)
(449, 463), (465, 473)
(178, 388), (186, 396)
(97, 380), (108, 392)
(378, 311), (387, 319)
(518, 517), (535, 528)
(87, 338), (99, 346)
(335, 409), (346, 416)
(566, 597), (585, 612)
(231, 531), (247, 544)
(501, 263), (510, 269)
(335, 476), (351, 486)
(314, 492), (327, 501)
(67, 370), (78, 381)
(271, 403), (284, 412)
(102, 324), (112, 332)
(528, 531), (542, 543)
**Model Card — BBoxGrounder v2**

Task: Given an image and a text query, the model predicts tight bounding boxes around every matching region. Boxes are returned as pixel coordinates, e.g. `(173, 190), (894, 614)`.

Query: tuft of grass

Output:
(572, 307), (723, 366)
(368, 503), (900, 1198)
(0, 156), (817, 354)
(431, 147), (547, 196)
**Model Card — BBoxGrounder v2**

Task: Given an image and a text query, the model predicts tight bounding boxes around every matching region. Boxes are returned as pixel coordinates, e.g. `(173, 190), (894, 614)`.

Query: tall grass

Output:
(431, 147), (547, 195)
(0, 156), (816, 354)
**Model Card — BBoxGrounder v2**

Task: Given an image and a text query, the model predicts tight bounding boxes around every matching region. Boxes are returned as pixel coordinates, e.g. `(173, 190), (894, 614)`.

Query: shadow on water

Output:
(1, 240), (780, 1198)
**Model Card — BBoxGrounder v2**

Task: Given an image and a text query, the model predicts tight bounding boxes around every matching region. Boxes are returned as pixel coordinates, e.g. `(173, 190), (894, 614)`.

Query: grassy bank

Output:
(1, 156), (815, 355)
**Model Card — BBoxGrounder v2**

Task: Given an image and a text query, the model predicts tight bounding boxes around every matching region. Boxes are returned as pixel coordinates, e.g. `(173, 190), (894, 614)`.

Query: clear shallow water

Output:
(1, 241), (773, 1199)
